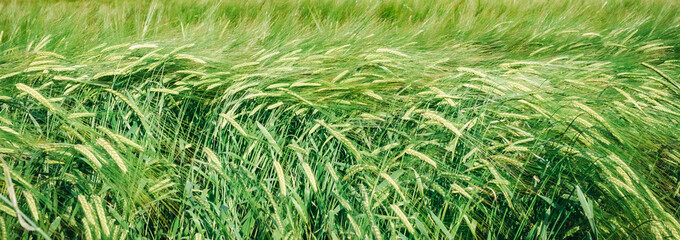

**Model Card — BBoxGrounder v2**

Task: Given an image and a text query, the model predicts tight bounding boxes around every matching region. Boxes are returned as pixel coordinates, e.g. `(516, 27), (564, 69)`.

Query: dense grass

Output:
(1, 0), (680, 239)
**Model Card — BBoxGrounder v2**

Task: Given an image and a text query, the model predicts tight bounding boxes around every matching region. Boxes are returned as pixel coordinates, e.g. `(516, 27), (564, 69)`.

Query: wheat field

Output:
(0, 0), (680, 239)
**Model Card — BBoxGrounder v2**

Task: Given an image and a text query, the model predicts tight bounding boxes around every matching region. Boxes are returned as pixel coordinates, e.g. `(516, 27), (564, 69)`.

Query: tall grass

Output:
(0, 0), (679, 239)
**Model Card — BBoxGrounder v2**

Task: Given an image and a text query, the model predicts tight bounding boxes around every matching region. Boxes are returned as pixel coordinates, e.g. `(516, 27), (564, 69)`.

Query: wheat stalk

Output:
(128, 43), (158, 50)
(360, 113), (385, 122)
(451, 183), (474, 200)
(248, 103), (266, 117)
(574, 116), (594, 128)
(0, 72), (21, 80)
(390, 204), (415, 234)
(315, 119), (362, 161)
(175, 54), (206, 64)
(82, 218), (93, 240)
(362, 90), (383, 101)
(278, 88), (316, 107)
(23, 191), (39, 221)
(231, 61), (260, 69)
(202, 147), (223, 169)
(325, 162), (339, 182)
(290, 82), (322, 87)
(15, 83), (61, 114)
(105, 89), (144, 119)
(273, 160), (287, 196)
(92, 195), (110, 237)
(358, 184), (382, 240)
(421, 110), (462, 136)
(343, 164), (376, 181)
(68, 113), (96, 119)
(287, 142), (308, 155)
(0, 116), (11, 126)
(572, 101), (606, 123)
(457, 67), (488, 78)
(114, 134), (144, 152)
(149, 179), (174, 194)
(96, 138), (127, 173)
(0, 126), (19, 136)
(641, 62), (680, 94)
(504, 145), (529, 152)
(332, 191), (353, 211)
(376, 48), (409, 58)
(78, 195), (97, 226)
(497, 112), (531, 120)
(119, 229), (129, 240)
(219, 114), (252, 138)
(301, 161), (318, 192)
(461, 83), (505, 96)
(256, 121), (282, 154)
(347, 214), (362, 238)
(96, 126), (119, 142)
(63, 84), (82, 96)
(74, 145), (103, 168)
(149, 88), (180, 95)
(404, 148), (437, 168)
(379, 173), (407, 202)
(289, 196), (309, 225)
(0, 205), (15, 217)
(332, 70), (350, 82)
(0, 217), (5, 240)
(111, 226), (121, 240)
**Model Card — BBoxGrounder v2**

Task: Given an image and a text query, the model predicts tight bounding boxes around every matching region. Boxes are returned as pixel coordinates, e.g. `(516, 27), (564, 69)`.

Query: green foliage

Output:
(0, 0), (679, 239)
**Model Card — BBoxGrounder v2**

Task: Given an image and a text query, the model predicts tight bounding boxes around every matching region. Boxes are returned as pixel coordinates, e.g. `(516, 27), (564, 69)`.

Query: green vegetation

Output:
(1, 0), (679, 239)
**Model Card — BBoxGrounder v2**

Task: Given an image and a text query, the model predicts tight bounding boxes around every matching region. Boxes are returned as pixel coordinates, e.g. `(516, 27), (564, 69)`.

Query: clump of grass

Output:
(0, 0), (679, 239)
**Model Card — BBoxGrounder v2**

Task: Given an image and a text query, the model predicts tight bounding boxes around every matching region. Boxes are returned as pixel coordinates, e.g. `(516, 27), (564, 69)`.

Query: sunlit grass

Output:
(0, 0), (679, 239)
